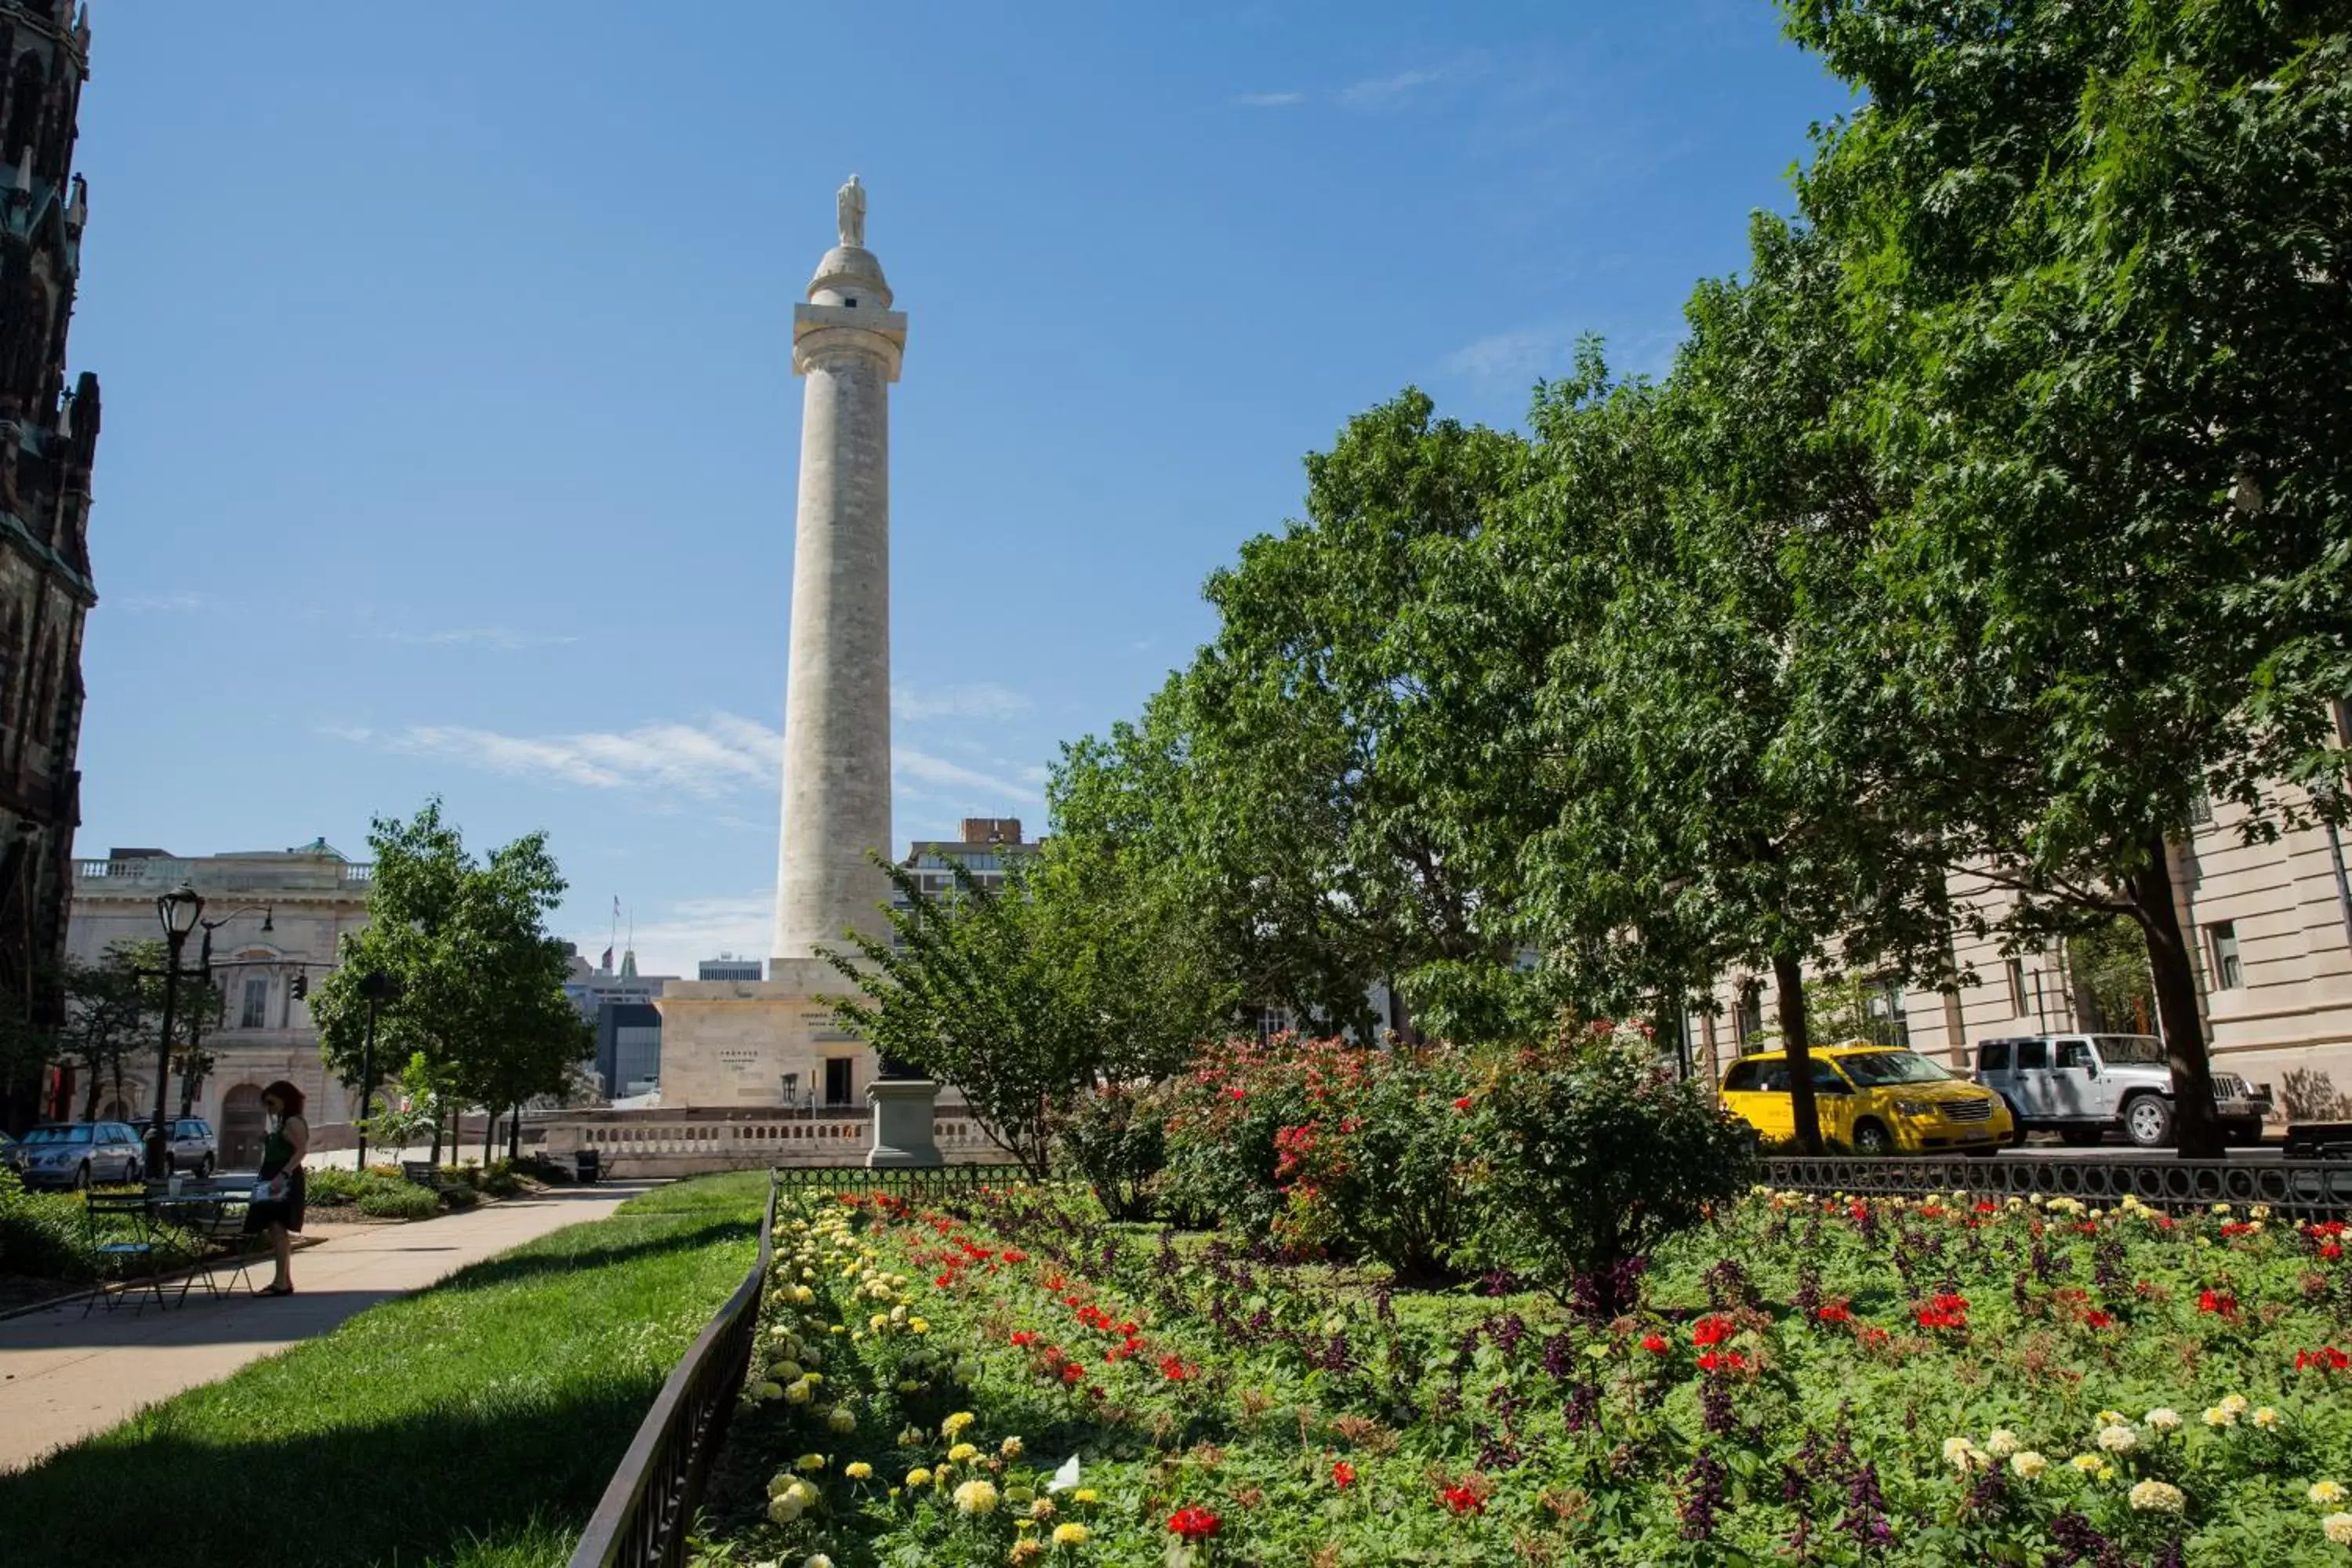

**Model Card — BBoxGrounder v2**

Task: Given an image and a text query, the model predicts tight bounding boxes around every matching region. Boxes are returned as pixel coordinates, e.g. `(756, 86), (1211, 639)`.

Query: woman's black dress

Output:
(244, 1116), (307, 1234)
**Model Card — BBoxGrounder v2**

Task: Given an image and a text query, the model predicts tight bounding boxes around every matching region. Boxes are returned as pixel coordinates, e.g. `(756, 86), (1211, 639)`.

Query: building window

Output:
(823, 1056), (853, 1107)
(2208, 920), (2243, 989)
(2188, 789), (2214, 826)
(1735, 983), (1763, 1051)
(2006, 957), (2027, 1017)
(240, 977), (270, 1030)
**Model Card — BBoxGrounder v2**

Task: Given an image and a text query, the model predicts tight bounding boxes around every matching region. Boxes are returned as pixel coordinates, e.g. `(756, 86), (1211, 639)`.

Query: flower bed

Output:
(690, 1185), (2352, 1566)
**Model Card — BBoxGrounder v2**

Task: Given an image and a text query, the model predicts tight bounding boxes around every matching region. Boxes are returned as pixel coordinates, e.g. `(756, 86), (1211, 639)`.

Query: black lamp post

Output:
(354, 969), (397, 1168)
(147, 882), (204, 1179)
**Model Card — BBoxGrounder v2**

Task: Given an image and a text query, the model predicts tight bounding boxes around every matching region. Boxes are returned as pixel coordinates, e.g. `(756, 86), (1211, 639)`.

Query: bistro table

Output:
(139, 1179), (261, 1302)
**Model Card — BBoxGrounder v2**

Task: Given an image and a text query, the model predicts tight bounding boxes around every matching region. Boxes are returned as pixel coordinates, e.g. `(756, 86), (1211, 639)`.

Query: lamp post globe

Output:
(147, 884), (205, 1179)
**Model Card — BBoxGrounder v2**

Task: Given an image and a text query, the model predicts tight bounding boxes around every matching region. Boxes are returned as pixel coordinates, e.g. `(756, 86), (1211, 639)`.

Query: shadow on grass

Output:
(0, 1381), (655, 1568)
(431, 1212), (759, 1295)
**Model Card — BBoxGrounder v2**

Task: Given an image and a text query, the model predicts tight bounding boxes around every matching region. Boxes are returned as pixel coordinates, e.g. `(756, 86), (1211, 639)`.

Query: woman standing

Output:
(244, 1080), (309, 1296)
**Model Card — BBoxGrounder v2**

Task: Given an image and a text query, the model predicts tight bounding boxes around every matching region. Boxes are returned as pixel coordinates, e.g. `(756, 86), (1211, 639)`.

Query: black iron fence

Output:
(1762, 1154), (2352, 1221)
(568, 1171), (779, 1568)
(770, 1162), (1017, 1201)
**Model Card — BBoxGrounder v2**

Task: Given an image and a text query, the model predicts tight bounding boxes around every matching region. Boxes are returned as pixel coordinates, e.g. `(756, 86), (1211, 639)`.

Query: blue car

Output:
(13, 1121), (147, 1189)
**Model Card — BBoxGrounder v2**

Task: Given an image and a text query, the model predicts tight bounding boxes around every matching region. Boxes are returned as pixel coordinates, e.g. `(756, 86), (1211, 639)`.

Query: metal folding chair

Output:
(81, 1191), (171, 1316)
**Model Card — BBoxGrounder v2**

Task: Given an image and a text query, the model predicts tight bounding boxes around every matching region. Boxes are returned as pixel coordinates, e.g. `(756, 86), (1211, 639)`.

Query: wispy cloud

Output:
(365, 626), (580, 651)
(332, 710), (1044, 807)
(115, 590), (209, 613)
(1443, 325), (1572, 382)
(1234, 90), (1305, 107)
(1338, 55), (1485, 111)
(891, 682), (1030, 722)
(897, 748), (1040, 804)
(340, 713), (782, 797)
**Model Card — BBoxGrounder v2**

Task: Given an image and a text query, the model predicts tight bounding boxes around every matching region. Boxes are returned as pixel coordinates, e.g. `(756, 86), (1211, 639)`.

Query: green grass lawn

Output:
(0, 1172), (771, 1568)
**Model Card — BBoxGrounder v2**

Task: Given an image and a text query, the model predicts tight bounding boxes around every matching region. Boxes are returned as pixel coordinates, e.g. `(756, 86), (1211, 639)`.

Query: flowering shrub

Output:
(1050, 1080), (1168, 1223)
(1465, 1018), (1758, 1313)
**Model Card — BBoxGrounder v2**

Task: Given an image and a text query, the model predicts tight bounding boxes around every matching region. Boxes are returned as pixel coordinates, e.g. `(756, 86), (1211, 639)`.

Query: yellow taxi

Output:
(1719, 1043), (2014, 1155)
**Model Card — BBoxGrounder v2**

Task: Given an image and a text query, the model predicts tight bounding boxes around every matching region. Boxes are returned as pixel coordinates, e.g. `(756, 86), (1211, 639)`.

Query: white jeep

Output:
(1972, 1033), (2271, 1149)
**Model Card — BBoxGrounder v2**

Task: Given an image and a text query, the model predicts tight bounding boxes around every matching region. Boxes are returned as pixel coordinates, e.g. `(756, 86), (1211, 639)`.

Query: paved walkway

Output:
(0, 1181), (654, 1472)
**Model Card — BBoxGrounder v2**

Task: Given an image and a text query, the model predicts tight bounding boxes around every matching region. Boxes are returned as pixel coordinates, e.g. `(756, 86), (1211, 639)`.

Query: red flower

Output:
(1440, 1483), (1485, 1515)
(934, 1272), (954, 1288)
(2083, 1309), (2114, 1330)
(1332, 1461), (1356, 1489)
(1815, 1301), (1852, 1324)
(1858, 1326), (1891, 1349)
(2198, 1289), (2239, 1319)
(1168, 1506), (1221, 1541)
(1160, 1354), (1192, 1381)
(1452, 1096), (1472, 1112)
(1010, 1330), (1037, 1347)
(1639, 1332), (1669, 1354)
(1061, 1363), (1086, 1385)
(1227, 1087), (1247, 1100)
(2296, 1345), (2350, 1372)
(1691, 1315), (1736, 1348)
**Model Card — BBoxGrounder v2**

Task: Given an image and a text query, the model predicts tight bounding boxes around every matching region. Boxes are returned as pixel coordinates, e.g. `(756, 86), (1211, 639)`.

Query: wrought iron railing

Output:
(568, 1171), (779, 1568)
(1762, 1154), (2352, 1221)
(770, 1162), (1018, 1200)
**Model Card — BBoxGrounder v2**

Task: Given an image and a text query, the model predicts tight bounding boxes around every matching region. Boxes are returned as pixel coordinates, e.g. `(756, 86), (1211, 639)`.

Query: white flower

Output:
(1943, 1437), (1987, 1472)
(2096, 1425), (2139, 1454)
(2143, 1408), (2182, 1432)
(766, 1492), (804, 1525)
(1986, 1429), (2020, 1458)
(2311, 1481), (2347, 1505)
(2325, 1514), (2352, 1548)
(2252, 1406), (2281, 1429)
(2010, 1451), (2049, 1480)
(2220, 1393), (2250, 1415)
(2202, 1406), (2237, 1428)
(2129, 1479), (2186, 1515)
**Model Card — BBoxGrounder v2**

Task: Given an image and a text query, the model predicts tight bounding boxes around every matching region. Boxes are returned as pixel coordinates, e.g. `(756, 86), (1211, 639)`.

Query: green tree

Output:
(310, 801), (590, 1152)
(1781, 0), (2352, 1154)
(818, 846), (1220, 1178)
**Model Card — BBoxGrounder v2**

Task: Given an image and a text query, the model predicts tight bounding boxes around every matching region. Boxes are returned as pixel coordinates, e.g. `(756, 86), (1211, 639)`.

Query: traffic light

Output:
(291, 971), (309, 1001)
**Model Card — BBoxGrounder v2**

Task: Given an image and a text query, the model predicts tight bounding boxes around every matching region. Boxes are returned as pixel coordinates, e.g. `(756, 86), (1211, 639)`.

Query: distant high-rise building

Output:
(698, 954), (764, 982)
(0, 1), (98, 1131)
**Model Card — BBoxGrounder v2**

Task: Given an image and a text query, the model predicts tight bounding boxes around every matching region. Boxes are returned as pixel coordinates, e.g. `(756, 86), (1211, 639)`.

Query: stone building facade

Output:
(0, 1), (96, 1130)
(1690, 760), (2352, 1123)
(66, 843), (373, 1163)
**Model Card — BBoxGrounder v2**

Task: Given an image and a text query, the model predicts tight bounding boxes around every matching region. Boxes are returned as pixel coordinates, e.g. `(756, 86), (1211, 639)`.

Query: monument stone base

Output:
(866, 1079), (942, 1168)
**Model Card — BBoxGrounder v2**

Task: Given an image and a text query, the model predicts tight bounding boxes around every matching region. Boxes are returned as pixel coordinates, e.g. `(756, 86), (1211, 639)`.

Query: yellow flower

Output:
(791, 1284), (815, 1304)
(1073, 1488), (1100, 1504)
(796, 1453), (827, 1472)
(829, 1406), (858, 1434)
(2202, 1406), (2236, 1428)
(2129, 1479), (2186, 1515)
(1029, 1497), (1056, 1520)
(2071, 1454), (2105, 1474)
(953, 1479), (1001, 1516)
(1010, 1541), (1047, 1566)
(757, 1381), (783, 1402)
(2325, 1514), (2352, 1548)
(911, 1318), (931, 1334)
(949, 1443), (981, 1463)
(768, 1492), (804, 1525)
(1001, 1436), (1025, 1459)
(845, 1461), (874, 1480)
(2010, 1451), (2048, 1481)
(2310, 1481), (2347, 1505)
(906, 1468), (932, 1489)
(943, 1411), (977, 1439)
(1053, 1523), (1091, 1546)
(2220, 1393), (2249, 1415)
(804, 1556), (835, 1568)
(2095, 1410), (2126, 1428)
(2252, 1406), (2281, 1429)
(784, 1380), (813, 1405)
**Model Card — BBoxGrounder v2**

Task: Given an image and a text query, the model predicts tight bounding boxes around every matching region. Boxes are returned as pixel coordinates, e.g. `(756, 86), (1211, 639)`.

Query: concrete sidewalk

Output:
(0, 1181), (655, 1472)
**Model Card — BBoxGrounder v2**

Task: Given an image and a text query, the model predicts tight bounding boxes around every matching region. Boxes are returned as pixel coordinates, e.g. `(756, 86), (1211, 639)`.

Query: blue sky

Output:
(66, 2), (1849, 976)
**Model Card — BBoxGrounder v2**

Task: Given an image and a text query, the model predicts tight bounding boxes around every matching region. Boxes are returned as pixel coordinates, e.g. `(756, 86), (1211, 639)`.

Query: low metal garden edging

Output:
(1760, 1153), (2352, 1221)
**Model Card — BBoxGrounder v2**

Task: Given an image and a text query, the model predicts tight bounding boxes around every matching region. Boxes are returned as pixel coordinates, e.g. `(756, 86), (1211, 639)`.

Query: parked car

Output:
(13, 1121), (147, 1189)
(1973, 1033), (2270, 1149)
(132, 1116), (218, 1178)
(1720, 1044), (2015, 1155)
(1, 1129), (23, 1177)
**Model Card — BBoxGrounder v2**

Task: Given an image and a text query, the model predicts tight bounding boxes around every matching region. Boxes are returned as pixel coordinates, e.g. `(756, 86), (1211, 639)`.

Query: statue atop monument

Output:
(837, 175), (866, 249)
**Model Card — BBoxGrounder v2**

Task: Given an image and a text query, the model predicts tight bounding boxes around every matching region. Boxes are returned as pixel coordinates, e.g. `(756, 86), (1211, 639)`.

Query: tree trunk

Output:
(428, 1109), (443, 1167)
(2127, 832), (2223, 1159)
(483, 1105), (497, 1166)
(1772, 949), (1824, 1155)
(507, 1109), (521, 1161)
(80, 1062), (99, 1120)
